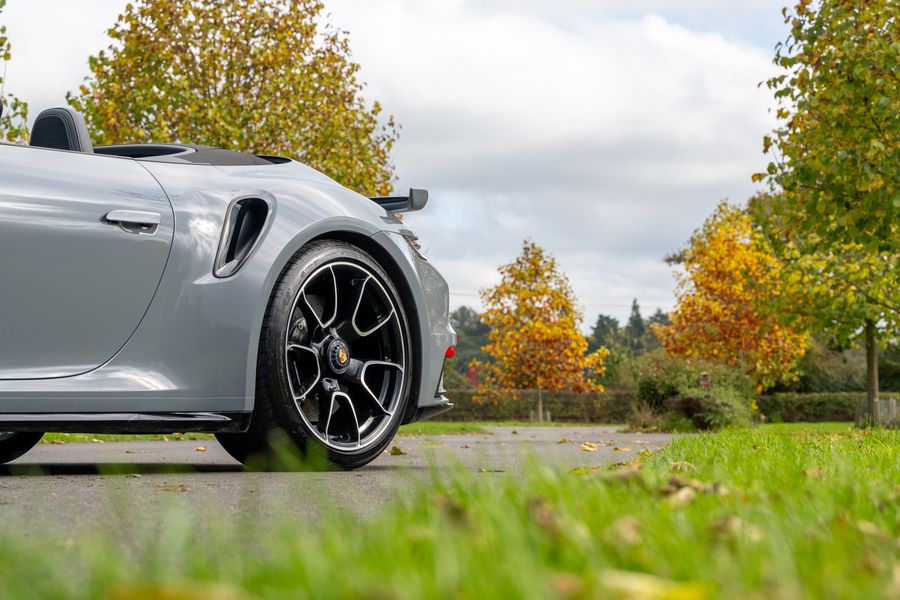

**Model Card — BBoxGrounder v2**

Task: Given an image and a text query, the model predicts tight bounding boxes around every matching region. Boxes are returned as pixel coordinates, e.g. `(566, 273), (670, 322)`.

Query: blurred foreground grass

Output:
(7, 425), (898, 598)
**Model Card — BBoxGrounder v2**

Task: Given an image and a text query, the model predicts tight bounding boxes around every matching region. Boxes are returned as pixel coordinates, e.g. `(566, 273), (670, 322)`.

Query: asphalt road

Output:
(0, 426), (669, 536)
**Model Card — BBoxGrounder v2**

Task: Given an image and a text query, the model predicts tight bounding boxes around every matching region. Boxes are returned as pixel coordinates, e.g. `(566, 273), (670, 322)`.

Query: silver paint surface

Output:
(0, 147), (454, 419)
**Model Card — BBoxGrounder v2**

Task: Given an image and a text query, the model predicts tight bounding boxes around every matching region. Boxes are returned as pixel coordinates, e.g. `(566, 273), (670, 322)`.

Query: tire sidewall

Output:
(0, 432), (43, 464)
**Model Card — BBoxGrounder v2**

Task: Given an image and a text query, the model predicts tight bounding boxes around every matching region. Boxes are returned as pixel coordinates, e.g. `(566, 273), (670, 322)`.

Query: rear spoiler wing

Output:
(370, 188), (429, 213)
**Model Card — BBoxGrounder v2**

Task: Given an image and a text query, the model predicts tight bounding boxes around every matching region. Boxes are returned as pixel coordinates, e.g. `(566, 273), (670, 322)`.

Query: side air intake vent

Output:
(214, 197), (270, 278)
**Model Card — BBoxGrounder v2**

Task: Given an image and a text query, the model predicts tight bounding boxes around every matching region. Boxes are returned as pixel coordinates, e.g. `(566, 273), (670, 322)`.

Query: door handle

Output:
(105, 210), (161, 227)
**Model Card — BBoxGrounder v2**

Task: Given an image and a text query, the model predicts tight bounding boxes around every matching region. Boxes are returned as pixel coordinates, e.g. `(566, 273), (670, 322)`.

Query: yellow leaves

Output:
(473, 241), (608, 400)
(597, 569), (711, 600)
(388, 445), (406, 456)
(67, 0), (398, 196)
(580, 442), (599, 453)
(105, 582), (253, 600)
(659, 202), (809, 390)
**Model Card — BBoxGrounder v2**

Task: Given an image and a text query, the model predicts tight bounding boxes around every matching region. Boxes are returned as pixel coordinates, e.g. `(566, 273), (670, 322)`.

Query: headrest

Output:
(30, 107), (93, 153)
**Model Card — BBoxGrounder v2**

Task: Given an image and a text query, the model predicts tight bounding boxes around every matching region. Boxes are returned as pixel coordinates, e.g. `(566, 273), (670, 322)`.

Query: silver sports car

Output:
(0, 105), (455, 470)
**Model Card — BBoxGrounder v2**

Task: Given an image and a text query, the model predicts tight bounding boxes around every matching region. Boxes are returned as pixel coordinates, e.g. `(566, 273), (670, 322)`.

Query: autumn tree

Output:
(756, 0), (899, 420)
(471, 241), (609, 419)
(0, 0), (28, 142)
(655, 202), (809, 391)
(68, 0), (399, 196)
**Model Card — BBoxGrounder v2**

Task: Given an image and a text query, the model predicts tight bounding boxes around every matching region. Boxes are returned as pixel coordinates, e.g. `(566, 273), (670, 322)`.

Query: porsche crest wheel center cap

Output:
(326, 338), (351, 374)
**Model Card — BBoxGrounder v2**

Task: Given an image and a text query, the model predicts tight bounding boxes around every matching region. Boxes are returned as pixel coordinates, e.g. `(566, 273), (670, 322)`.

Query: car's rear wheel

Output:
(216, 240), (412, 470)
(0, 432), (43, 464)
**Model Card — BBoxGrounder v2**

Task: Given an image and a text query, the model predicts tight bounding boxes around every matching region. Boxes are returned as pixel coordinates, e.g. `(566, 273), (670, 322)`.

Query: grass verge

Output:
(40, 432), (215, 444)
(38, 421), (622, 443)
(3, 425), (897, 598)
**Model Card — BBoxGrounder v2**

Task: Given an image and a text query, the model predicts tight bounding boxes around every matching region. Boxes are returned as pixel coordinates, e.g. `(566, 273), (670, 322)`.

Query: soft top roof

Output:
(94, 143), (289, 166)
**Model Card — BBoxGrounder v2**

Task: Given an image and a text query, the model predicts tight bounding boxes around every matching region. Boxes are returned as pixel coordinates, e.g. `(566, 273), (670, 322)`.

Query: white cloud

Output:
(325, 0), (779, 323)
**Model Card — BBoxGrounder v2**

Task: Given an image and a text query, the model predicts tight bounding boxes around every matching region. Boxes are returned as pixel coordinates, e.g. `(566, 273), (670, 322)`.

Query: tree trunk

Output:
(537, 388), (544, 423)
(865, 319), (880, 424)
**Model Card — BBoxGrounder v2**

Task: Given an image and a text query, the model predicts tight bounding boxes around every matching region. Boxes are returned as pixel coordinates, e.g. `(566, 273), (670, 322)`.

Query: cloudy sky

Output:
(1, 0), (786, 327)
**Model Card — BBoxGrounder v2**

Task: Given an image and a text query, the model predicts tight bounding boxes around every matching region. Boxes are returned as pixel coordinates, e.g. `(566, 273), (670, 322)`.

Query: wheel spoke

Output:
(325, 391), (361, 448)
(358, 360), (403, 416)
(323, 391), (338, 440)
(302, 266), (338, 329)
(351, 276), (395, 338)
(286, 344), (321, 400)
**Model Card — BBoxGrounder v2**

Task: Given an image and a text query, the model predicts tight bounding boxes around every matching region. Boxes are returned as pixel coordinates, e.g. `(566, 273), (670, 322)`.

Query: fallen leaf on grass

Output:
(435, 494), (471, 526)
(661, 476), (728, 503)
(889, 563), (900, 598)
(607, 516), (642, 546)
(601, 468), (645, 486)
(571, 466), (601, 476)
(710, 515), (764, 543)
(598, 569), (711, 599)
(666, 486), (697, 508)
(804, 468), (823, 479)
(857, 520), (890, 541)
(639, 449), (653, 457)
(670, 461), (697, 472)
(194, 446), (207, 452)
(105, 582), (253, 600)
(549, 572), (584, 599)
(389, 446), (406, 456)
(580, 442), (599, 452)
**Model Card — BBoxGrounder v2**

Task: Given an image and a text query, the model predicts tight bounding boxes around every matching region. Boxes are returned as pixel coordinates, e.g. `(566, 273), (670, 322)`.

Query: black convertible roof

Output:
(94, 143), (289, 166)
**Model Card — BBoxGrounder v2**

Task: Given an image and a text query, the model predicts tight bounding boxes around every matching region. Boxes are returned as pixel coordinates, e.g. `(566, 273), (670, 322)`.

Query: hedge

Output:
(439, 389), (900, 424)
(439, 388), (634, 423)
(757, 392), (900, 423)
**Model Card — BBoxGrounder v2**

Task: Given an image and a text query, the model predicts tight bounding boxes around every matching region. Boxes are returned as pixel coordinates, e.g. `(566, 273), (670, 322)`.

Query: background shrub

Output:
(442, 388), (634, 423)
(756, 392), (899, 422)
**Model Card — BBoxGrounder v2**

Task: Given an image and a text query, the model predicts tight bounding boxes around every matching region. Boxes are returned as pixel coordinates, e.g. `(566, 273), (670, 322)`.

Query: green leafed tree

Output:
(755, 0), (899, 422)
(68, 0), (399, 196)
(624, 299), (646, 354)
(448, 306), (490, 378)
(0, 0), (29, 143)
(588, 313), (619, 353)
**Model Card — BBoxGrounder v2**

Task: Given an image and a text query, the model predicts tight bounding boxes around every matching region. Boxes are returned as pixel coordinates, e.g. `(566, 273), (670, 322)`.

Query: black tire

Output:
(0, 432), (43, 464)
(216, 240), (413, 470)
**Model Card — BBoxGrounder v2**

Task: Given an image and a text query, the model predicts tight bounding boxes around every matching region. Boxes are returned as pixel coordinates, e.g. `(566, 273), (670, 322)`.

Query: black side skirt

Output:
(0, 412), (251, 434)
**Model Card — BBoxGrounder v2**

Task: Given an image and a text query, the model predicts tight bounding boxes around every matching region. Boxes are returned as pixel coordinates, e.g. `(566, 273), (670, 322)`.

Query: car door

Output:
(0, 144), (175, 379)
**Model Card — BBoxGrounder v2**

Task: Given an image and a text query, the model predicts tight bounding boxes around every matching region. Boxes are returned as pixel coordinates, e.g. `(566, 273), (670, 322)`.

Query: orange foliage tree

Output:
(654, 202), (809, 391)
(470, 241), (609, 407)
